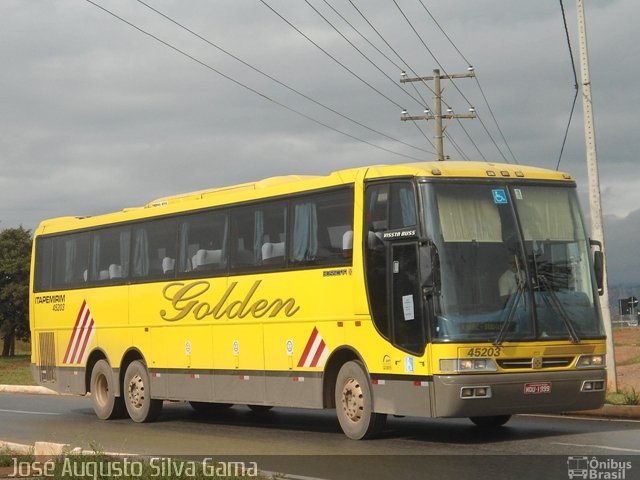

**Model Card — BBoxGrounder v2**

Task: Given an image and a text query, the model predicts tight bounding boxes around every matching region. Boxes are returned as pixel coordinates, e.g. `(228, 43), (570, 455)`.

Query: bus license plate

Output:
(524, 382), (552, 394)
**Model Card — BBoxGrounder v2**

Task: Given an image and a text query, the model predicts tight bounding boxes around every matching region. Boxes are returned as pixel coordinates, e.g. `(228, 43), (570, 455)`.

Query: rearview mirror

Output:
(590, 239), (604, 296)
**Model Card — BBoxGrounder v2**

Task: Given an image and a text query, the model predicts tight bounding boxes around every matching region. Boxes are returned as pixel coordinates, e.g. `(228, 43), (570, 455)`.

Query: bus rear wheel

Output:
(90, 359), (125, 420)
(335, 360), (386, 440)
(469, 415), (511, 427)
(123, 360), (162, 423)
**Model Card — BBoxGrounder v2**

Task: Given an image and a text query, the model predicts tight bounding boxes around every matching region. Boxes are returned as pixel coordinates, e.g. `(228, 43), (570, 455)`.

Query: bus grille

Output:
(497, 357), (574, 370)
(38, 332), (56, 383)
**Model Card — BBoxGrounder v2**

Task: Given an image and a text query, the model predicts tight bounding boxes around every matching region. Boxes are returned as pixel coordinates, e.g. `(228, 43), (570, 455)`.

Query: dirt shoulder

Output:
(614, 327), (640, 392)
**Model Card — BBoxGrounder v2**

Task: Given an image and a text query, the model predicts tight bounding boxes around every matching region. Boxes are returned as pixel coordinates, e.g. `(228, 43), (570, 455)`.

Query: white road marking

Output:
(552, 442), (640, 453)
(0, 408), (61, 416)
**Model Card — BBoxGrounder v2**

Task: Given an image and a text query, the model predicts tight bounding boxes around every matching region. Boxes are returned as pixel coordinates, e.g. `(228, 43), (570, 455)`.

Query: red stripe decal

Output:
(309, 339), (326, 367)
(63, 301), (96, 365)
(74, 319), (94, 364)
(63, 300), (86, 363)
(297, 327), (319, 368)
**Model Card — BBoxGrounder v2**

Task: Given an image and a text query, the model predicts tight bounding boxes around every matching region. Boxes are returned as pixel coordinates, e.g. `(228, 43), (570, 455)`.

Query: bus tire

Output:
(123, 360), (162, 423)
(90, 359), (125, 420)
(335, 360), (386, 440)
(469, 415), (511, 428)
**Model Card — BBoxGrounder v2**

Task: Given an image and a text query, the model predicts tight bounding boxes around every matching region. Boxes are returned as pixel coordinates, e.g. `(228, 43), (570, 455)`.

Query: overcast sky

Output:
(1, 0), (638, 286)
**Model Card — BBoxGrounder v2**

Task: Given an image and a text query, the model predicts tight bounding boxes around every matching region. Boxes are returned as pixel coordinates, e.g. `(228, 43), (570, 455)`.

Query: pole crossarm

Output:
(400, 72), (476, 83)
(401, 113), (476, 121)
(400, 68), (476, 161)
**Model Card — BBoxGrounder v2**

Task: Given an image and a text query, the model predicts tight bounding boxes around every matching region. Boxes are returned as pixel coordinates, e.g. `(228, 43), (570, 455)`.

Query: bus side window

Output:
(290, 188), (353, 266)
(178, 210), (228, 275)
(132, 218), (177, 279)
(259, 202), (287, 267)
(51, 232), (90, 289)
(88, 227), (130, 282)
(230, 201), (286, 272)
(34, 237), (54, 291)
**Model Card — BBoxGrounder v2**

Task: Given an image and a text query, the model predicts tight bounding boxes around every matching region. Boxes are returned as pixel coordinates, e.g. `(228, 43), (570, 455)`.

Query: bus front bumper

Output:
(432, 369), (606, 418)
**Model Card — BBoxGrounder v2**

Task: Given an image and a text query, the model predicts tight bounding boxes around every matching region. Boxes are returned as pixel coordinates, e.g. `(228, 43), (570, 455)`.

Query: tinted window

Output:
(52, 232), (90, 288)
(230, 201), (287, 271)
(133, 218), (177, 279)
(291, 188), (353, 267)
(178, 210), (228, 274)
(34, 237), (54, 291)
(89, 226), (131, 282)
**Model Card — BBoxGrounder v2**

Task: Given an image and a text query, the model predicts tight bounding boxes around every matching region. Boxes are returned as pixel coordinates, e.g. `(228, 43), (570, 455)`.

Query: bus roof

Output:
(35, 161), (573, 235)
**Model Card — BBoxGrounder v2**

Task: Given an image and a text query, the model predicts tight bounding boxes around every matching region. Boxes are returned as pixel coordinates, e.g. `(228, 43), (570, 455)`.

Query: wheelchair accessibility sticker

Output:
(492, 189), (508, 204)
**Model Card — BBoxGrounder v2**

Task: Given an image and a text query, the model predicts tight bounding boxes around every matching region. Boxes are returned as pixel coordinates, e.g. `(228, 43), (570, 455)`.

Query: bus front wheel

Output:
(90, 359), (125, 420)
(335, 360), (386, 440)
(123, 360), (162, 423)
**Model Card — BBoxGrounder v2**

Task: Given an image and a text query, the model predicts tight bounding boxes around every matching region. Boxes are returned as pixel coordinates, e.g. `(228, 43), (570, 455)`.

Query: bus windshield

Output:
(421, 182), (604, 343)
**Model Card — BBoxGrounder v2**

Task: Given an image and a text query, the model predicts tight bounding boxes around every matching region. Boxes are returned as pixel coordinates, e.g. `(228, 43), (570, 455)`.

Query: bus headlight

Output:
(576, 354), (605, 368)
(440, 358), (498, 373)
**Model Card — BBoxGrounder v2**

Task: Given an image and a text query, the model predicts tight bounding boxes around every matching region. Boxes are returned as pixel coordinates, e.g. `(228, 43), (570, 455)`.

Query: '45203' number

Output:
(466, 347), (501, 357)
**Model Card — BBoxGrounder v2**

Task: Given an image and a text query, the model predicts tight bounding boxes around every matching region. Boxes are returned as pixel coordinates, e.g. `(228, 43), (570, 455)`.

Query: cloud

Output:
(0, 0), (637, 285)
(605, 210), (640, 286)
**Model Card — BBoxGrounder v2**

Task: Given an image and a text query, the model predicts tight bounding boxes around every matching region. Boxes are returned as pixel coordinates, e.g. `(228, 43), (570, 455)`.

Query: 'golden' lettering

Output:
(160, 280), (300, 322)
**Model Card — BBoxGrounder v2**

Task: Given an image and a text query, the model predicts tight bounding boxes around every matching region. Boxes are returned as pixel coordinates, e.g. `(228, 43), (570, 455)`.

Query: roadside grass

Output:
(0, 355), (35, 386)
(0, 340), (34, 385)
(606, 388), (640, 406)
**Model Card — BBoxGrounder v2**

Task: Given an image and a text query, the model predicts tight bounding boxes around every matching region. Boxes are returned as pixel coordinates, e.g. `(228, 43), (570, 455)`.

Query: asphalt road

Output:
(1, 393), (639, 479)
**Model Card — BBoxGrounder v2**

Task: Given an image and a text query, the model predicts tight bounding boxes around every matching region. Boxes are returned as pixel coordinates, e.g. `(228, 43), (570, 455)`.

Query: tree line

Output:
(0, 227), (31, 356)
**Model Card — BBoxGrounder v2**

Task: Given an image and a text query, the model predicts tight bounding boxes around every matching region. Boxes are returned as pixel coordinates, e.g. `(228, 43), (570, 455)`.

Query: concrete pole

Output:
(576, 0), (617, 391)
(432, 69), (445, 161)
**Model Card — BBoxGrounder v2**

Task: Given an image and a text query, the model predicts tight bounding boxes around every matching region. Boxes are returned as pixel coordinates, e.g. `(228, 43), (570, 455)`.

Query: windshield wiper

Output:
(493, 283), (524, 346)
(537, 274), (580, 343)
(494, 255), (525, 346)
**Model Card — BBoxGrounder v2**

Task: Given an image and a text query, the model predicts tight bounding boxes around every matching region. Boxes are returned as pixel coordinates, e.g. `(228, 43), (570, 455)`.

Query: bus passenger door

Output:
(364, 182), (427, 356)
(390, 242), (424, 355)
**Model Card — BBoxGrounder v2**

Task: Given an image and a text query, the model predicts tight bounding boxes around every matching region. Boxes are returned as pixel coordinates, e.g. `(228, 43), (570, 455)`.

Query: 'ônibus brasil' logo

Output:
(160, 280), (300, 322)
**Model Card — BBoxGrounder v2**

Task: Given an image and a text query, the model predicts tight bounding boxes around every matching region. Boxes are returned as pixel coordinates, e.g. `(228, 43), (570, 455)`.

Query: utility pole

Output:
(400, 68), (476, 160)
(576, 0), (616, 391)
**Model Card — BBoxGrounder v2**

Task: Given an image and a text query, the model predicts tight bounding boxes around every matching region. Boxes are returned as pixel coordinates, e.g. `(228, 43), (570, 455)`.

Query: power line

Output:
(135, 0), (430, 155)
(393, 0), (514, 163)
(301, 0), (434, 150)
(471, 77), (518, 164)
(416, 0), (518, 164)
(345, 0), (472, 160)
(320, 0), (429, 107)
(321, 1), (404, 74)
(258, 0), (407, 111)
(344, 1), (469, 157)
(303, 0), (425, 108)
(346, 0), (437, 101)
(556, 0), (580, 170)
(84, 0), (428, 161)
(416, 0), (471, 65)
(401, 69), (478, 161)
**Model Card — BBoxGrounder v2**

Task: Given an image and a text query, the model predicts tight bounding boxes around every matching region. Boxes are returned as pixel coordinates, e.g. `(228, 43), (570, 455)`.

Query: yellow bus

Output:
(30, 161), (607, 439)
